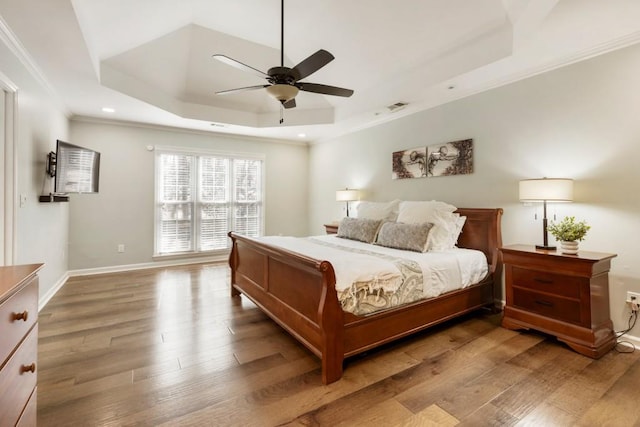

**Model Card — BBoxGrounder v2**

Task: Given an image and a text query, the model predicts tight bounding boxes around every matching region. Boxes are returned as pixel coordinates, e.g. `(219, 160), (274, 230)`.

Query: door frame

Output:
(1, 72), (18, 266)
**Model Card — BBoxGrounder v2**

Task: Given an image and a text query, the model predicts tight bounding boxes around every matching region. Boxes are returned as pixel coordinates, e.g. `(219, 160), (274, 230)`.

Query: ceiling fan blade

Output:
(215, 84), (269, 95)
(212, 54), (269, 79)
(289, 49), (334, 81)
(298, 82), (354, 97)
(282, 98), (296, 109)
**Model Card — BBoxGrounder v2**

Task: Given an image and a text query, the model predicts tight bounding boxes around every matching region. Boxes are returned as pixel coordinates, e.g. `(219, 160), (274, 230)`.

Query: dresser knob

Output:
(21, 363), (36, 374)
(12, 310), (29, 322)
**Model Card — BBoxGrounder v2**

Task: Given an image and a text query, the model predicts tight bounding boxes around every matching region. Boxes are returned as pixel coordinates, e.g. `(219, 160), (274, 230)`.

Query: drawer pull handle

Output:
(21, 363), (36, 374)
(535, 300), (554, 307)
(534, 278), (553, 284)
(12, 310), (29, 322)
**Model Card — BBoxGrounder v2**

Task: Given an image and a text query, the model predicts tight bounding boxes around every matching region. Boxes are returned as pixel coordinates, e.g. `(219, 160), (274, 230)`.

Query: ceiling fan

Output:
(212, 0), (354, 110)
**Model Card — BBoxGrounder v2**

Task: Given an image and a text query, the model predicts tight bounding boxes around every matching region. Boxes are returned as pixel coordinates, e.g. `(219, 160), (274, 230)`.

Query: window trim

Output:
(153, 146), (266, 257)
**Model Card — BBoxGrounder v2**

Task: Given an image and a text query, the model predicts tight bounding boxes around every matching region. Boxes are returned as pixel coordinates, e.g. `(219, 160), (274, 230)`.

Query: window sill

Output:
(152, 250), (230, 263)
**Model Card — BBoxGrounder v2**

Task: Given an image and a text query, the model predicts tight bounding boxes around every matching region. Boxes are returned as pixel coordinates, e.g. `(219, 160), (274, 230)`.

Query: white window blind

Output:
(155, 151), (263, 255)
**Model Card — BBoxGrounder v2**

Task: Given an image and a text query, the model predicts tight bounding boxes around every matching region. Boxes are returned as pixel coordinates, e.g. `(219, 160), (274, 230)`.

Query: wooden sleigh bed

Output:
(228, 208), (503, 384)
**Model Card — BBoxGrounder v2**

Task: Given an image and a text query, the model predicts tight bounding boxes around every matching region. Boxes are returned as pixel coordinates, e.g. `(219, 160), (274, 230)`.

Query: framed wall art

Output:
(392, 147), (427, 179)
(427, 138), (473, 177)
(392, 139), (473, 179)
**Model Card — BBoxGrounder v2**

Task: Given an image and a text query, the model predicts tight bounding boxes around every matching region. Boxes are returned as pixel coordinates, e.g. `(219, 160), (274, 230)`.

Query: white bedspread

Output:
(258, 235), (488, 314)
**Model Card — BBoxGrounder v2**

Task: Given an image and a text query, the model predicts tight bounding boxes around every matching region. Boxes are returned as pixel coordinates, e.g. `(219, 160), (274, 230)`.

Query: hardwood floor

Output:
(37, 263), (640, 426)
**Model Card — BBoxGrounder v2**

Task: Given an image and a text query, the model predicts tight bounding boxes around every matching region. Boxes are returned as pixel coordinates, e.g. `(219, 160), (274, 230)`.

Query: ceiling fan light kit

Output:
(213, 0), (353, 116)
(266, 84), (299, 103)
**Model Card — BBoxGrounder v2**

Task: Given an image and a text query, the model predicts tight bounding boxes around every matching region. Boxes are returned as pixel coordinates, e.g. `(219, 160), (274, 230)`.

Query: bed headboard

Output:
(455, 208), (503, 274)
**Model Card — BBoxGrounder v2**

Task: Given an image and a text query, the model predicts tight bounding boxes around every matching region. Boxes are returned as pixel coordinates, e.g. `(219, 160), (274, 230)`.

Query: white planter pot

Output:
(561, 240), (579, 255)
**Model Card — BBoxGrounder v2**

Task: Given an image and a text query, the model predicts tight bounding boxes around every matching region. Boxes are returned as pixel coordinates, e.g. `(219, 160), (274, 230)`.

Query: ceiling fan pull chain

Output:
(280, 104), (284, 124)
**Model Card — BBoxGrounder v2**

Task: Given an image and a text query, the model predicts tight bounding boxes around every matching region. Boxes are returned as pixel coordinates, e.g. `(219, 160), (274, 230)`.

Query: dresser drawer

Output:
(16, 387), (37, 427)
(0, 325), (38, 426)
(0, 275), (38, 365)
(512, 288), (582, 324)
(511, 267), (582, 299)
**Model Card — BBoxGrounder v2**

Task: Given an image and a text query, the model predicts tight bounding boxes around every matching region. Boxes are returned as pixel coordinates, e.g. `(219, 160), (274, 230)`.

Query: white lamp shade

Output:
(519, 178), (574, 202)
(336, 189), (360, 202)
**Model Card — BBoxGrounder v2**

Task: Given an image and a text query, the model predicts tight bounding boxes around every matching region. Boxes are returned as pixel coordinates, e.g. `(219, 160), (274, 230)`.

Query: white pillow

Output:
(452, 215), (467, 247)
(428, 213), (467, 251)
(396, 201), (459, 251)
(396, 200), (456, 224)
(356, 199), (400, 221)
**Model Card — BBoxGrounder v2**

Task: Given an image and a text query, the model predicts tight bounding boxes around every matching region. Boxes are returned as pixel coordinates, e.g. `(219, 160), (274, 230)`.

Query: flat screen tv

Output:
(54, 140), (101, 194)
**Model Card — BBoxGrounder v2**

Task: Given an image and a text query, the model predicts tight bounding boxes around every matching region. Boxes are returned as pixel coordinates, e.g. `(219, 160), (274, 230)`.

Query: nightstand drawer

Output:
(512, 267), (582, 298)
(513, 288), (582, 324)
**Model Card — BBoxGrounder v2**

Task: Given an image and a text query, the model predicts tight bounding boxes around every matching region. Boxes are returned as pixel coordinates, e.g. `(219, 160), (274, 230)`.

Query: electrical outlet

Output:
(626, 291), (640, 311)
(117, 244), (125, 253)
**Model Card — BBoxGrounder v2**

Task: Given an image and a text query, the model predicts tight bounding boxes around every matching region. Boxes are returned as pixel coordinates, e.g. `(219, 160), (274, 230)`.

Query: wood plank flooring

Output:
(37, 263), (640, 426)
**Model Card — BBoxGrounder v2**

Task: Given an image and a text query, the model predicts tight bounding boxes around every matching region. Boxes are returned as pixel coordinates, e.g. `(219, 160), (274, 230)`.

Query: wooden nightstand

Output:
(324, 223), (339, 234)
(500, 244), (617, 359)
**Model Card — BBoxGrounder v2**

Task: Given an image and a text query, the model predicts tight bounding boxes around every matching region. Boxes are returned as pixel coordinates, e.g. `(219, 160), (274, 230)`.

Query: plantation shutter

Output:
(155, 150), (263, 255)
(199, 156), (230, 251)
(158, 153), (194, 253)
(233, 159), (261, 237)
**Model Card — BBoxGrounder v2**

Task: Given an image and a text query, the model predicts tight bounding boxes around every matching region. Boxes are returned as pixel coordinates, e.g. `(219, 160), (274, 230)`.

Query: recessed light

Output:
(102, 107), (115, 113)
(297, 133), (306, 138)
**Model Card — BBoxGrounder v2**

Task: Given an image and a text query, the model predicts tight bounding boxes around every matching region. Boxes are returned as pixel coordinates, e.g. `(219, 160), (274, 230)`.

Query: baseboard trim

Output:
(38, 255), (228, 310)
(68, 254), (229, 277)
(39, 271), (70, 311)
(617, 333), (640, 350)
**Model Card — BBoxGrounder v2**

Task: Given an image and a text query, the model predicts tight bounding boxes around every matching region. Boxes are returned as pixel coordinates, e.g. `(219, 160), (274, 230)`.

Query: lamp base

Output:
(535, 244), (557, 251)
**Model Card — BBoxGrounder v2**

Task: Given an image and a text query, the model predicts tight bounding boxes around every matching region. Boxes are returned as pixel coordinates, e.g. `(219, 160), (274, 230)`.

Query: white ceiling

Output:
(2, 0), (640, 142)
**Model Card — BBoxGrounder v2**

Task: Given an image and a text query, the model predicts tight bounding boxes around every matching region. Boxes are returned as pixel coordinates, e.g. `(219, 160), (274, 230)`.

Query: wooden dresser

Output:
(1, 264), (43, 426)
(500, 245), (616, 358)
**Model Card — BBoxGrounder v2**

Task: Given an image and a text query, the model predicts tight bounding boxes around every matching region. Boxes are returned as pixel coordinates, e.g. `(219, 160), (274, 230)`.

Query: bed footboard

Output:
(228, 232), (345, 384)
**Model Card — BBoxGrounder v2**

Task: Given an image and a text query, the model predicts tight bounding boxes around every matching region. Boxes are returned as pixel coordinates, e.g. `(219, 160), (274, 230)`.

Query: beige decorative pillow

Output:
(336, 217), (382, 243)
(375, 222), (434, 252)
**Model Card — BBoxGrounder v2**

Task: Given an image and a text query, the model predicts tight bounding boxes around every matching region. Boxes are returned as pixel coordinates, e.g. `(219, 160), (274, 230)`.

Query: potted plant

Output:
(547, 216), (590, 254)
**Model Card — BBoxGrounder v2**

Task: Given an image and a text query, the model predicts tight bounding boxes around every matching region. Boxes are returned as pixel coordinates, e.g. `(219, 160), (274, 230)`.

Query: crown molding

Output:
(0, 14), (70, 116)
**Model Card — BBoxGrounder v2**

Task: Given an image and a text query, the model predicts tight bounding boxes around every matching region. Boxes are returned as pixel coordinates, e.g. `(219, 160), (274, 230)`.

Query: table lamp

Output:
(336, 188), (360, 217)
(519, 178), (573, 250)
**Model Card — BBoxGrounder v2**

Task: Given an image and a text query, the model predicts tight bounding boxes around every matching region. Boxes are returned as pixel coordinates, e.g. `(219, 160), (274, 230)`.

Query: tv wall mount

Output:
(40, 151), (69, 202)
(46, 151), (56, 177)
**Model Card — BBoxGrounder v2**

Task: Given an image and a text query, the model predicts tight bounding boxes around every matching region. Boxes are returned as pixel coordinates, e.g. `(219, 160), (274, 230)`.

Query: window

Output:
(155, 149), (263, 255)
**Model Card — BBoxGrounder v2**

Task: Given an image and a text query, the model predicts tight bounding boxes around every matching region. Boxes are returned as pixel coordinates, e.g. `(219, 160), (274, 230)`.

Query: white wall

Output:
(68, 120), (309, 270)
(309, 43), (640, 338)
(1, 33), (70, 304)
